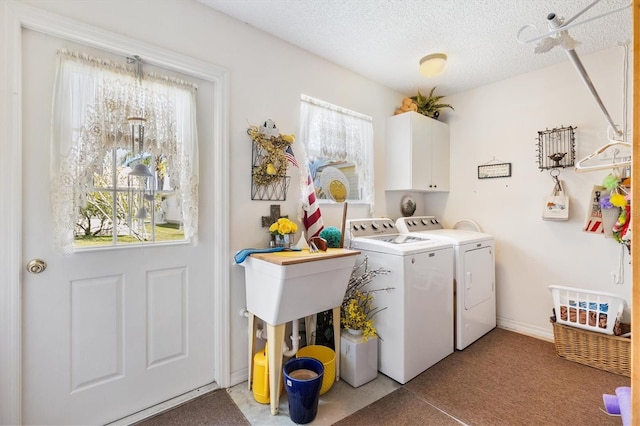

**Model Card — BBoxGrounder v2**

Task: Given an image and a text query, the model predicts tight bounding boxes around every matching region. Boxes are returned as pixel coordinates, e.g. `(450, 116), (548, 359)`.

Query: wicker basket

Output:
(551, 320), (631, 377)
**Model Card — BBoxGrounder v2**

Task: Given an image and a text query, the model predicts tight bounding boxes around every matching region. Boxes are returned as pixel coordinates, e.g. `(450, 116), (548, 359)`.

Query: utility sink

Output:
(241, 248), (360, 325)
(241, 247), (360, 415)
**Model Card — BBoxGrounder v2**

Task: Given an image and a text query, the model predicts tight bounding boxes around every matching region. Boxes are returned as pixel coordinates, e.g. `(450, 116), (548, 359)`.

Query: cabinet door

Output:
(411, 113), (431, 190)
(385, 113), (413, 191)
(385, 112), (450, 192)
(429, 120), (450, 191)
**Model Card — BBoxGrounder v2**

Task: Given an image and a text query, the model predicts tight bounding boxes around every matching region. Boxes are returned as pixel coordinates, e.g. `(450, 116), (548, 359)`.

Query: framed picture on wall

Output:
(478, 163), (512, 179)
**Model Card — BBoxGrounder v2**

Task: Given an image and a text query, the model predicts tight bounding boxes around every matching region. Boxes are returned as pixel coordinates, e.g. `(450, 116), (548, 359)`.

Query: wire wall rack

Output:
(250, 141), (290, 201)
(251, 176), (290, 201)
(536, 126), (576, 170)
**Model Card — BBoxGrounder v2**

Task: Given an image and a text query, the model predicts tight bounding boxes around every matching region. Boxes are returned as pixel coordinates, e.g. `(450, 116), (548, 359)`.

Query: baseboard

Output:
(230, 368), (248, 387)
(497, 317), (554, 342)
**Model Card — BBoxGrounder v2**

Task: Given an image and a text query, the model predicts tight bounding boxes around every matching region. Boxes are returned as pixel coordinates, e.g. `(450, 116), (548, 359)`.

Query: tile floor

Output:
(228, 374), (400, 425)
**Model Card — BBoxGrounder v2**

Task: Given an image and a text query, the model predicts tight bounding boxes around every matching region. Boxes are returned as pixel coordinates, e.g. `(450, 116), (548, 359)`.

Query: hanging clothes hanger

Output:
(574, 140), (632, 172)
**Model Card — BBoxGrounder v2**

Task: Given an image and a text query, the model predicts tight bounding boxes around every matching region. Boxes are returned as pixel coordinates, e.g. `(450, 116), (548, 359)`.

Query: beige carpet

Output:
(134, 328), (629, 425)
(335, 328), (630, 426)
(136, 389), (250, 426)
(332, 387), (460, 425)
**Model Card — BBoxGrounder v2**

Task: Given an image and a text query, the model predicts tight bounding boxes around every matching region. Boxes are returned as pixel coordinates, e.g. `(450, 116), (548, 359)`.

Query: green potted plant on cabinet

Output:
(410, 86), (454, 119)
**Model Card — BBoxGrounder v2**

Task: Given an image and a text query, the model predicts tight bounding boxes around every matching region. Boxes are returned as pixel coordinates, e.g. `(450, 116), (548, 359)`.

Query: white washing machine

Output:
(396, 216), (496, 350)
(345, 218), (454, 384)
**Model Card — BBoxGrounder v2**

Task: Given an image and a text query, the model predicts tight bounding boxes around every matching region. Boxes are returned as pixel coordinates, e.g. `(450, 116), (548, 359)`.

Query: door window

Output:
(50, 50), (199, 252)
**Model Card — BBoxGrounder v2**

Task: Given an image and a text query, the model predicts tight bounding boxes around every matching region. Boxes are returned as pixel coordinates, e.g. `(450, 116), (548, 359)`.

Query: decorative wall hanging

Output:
(477, 158), (512, 179)
(248, 119), (296, 200)
(319, 166), (350, 202)
(261, 204), (287, 228)
(536, 126), (576, 170)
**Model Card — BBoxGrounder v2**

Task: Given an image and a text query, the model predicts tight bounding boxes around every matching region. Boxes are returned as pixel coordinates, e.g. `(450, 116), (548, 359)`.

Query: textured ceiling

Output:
(197, 0), (632, 96)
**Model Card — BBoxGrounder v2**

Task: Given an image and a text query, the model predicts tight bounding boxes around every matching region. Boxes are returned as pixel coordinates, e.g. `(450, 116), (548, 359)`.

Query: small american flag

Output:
(285, 145), (324, 239)
(284, 145), (298, 168)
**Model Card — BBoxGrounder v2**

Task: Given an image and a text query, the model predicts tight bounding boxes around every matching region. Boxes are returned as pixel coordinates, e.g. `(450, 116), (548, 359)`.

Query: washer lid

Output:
(365, 234), (431, 245)
(414, 229), (493, 244)
(349, 234), (452, 255)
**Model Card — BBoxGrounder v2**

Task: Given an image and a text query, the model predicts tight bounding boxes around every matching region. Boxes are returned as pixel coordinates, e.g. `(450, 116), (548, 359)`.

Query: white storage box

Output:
(549, 285), (625, 335)
(339, 330), (378, 387)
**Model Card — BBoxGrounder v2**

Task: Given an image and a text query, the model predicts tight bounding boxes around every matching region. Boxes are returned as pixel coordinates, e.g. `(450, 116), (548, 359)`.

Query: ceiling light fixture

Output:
(419, 53), (448, 78)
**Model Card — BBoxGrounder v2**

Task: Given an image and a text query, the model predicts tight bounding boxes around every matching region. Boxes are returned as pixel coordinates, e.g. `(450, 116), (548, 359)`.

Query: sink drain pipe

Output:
(240, 308), (301, 357)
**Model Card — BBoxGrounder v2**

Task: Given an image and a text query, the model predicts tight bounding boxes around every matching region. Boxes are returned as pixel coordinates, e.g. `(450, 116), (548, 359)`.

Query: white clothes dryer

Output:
(396, 216), (496, 350)
(345, 218), (454, 384)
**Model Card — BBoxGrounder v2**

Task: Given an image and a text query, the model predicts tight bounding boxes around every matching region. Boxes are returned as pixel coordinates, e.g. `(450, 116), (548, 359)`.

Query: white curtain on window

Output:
(299, 94), (374, 207)
(50, 50), (199, 253)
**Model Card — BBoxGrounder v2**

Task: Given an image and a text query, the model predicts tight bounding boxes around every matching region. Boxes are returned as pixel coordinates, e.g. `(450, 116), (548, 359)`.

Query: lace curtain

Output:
(299, 95), (374, 207)
(50, 50), (199, 253)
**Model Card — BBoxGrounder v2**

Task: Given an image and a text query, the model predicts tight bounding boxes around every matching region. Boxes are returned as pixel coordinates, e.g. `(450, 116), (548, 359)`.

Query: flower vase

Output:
(272, 233), (294, 248)
(340, 329), (378, 387)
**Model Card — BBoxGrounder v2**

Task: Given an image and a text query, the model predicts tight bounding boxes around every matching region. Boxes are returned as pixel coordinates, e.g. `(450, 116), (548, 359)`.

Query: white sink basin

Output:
(241, 249), (359, 325)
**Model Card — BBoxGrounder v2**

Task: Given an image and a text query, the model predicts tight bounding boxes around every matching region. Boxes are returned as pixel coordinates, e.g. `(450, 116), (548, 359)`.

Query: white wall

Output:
(427, 46), (633, 338)
(18, 0), (632, 386)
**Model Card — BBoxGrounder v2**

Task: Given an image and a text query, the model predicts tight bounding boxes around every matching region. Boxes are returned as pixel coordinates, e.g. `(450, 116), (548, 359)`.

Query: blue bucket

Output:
(283, 357), (324, 424)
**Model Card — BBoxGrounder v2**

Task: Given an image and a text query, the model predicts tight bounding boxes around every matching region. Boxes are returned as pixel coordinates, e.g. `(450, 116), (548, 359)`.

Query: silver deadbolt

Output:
(26, 259), (47, 274)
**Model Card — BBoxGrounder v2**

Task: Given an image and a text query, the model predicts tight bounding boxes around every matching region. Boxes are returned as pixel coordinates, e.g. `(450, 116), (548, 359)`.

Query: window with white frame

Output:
(50, 50), (199, 253)
(299, 95), (374, 206)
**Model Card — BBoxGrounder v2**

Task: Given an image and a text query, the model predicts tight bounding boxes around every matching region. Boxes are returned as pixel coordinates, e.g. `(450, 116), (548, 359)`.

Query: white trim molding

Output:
(497, 317), (554, 342)
(1, 2), (24, 423)
(0, 2), (231, 423)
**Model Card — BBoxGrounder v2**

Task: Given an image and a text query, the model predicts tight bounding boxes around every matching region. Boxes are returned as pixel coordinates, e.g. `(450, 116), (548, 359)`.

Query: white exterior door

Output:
(21, 29), (216, 425)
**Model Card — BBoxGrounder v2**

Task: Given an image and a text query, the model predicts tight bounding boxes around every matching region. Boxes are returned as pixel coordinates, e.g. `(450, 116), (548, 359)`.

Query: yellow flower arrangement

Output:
(269, 217), (298, 236)
(341, 256), (391, 342)
(342, 291), (378, 341)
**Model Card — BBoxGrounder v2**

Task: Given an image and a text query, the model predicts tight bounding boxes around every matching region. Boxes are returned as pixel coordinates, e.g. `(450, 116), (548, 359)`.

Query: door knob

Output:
(26, 259), (47, 274)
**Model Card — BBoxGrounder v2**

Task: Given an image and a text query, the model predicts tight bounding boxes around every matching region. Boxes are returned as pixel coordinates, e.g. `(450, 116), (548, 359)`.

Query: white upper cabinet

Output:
(385, 111), (450, 192)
